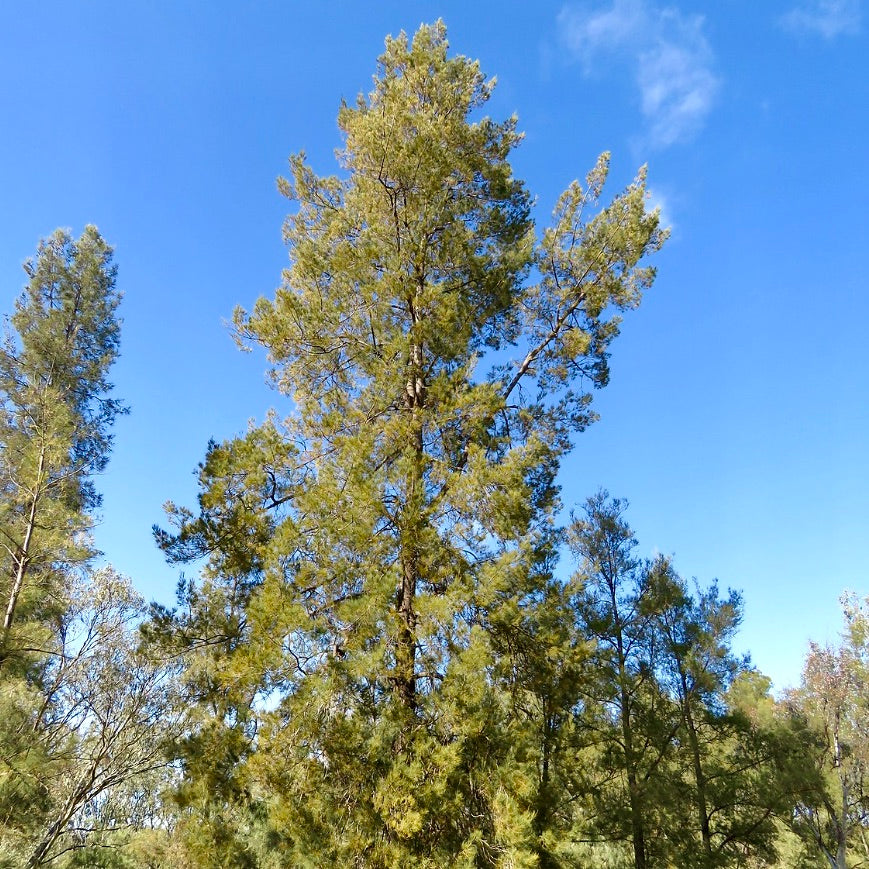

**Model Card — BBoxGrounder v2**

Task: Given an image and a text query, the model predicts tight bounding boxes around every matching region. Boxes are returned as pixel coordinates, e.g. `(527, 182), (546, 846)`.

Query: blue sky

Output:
(1, 1), (866, 691)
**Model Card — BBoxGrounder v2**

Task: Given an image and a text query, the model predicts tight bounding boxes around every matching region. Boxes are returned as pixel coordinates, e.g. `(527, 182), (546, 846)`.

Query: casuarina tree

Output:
(156, 22), (666, 867)
(0, 225), (123, 663)
(0, 226), (124, 864)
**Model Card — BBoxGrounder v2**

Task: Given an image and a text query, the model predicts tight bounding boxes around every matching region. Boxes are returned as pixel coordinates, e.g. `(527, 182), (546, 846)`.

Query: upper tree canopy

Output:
(159, 21), (667, 866)
(239, 21), (663, 440)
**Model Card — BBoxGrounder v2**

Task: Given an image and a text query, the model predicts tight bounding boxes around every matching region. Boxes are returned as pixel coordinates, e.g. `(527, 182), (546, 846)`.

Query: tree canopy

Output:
(154, 21), (665, 866)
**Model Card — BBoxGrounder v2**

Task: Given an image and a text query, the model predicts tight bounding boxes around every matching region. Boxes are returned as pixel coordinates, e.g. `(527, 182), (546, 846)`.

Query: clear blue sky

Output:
(1, 1), (866, 691)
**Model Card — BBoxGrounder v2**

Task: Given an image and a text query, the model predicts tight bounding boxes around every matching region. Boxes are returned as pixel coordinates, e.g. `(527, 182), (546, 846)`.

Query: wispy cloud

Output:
(780, 0), (862, 38)
(645, 186), (675, 233)
(558, 0), (720, 148)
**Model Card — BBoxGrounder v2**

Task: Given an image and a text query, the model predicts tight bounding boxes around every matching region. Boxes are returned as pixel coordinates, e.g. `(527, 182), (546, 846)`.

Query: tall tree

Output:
(157, 22), (665, 866)
(0, 226), (123, 662)
(0, 226), (123, 863)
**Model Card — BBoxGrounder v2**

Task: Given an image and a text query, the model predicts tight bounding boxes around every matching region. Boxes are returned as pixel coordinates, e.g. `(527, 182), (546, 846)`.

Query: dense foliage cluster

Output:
(1, 23), (865, 869)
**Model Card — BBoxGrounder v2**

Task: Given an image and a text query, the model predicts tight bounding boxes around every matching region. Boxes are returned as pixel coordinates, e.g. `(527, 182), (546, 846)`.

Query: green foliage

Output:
(563, 493), (798, 869)
(650, 566), (789, 868)
(0, 225), (123, 659)
(5, 25), (862, 869)
(155, 20), (665, 868)
(780, 593), (869, 868)
(0, 227), (126, 865)
(0, 567), (183, 867)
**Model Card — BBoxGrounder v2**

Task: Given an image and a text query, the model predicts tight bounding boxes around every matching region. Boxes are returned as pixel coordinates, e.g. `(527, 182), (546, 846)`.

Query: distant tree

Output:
(21, 569), (183, 868)
(567, 493), (678, 869)
(566, 496), (799, 869)
(784, 593), (869, 869)
(723, 671), (823, 869)
(0, 226), (123, 662)
(0, 567), (183, 867)
(155, 21), (666, 866)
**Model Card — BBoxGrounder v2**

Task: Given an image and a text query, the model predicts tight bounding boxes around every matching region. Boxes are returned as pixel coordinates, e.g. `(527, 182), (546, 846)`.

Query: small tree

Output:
(24, 569), (183, 868)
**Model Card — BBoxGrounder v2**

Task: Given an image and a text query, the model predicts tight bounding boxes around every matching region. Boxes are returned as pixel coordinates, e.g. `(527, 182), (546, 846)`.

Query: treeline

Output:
(1, 22), (866, 869)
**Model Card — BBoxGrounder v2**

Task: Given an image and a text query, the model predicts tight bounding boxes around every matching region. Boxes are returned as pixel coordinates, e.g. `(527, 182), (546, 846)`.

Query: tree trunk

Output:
(611, 581), (646, 869)
(836, 777), (848, 869)
(396, 549), (418, 709)
(26, 768), (95, 867)
(3, 444), (45, 635)
(623, 706), (647, 869)
(681, 674), (712, 859)
(395, 332), (424, 711)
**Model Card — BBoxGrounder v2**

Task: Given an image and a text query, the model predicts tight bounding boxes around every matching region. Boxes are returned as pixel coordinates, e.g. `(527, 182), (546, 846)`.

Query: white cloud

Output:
(781, 0), (862, 38)
(557, 1), (720, 148)
(560, 0), (647, 68)
(645, 186), (675, 232)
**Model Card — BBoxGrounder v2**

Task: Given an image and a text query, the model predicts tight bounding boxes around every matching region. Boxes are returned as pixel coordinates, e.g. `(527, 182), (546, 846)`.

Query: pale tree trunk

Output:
(822, 724), (849, 869)
(836, 777), (848, 869)
(26, 761), (100, 867)
(3, 443), (45, 635)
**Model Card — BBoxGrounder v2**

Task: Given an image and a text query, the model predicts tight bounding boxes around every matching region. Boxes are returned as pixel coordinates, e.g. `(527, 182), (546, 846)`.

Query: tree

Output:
(0, 567), (183, 867)
(24, 569), (183, 868)
(652, 566), (788, 867)
(784, 593), (869, 869)
(567, 493), (677, 869)
(723, 671), (822, 869)
(147, 432), (285, 869)
(0, 227), (126, 865)
(0, 226), (124, 662)
(567, 496), (791, 869)
(156, 22), (665, 866)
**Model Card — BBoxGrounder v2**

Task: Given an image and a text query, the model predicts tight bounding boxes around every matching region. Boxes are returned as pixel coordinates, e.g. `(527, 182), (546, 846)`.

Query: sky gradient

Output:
(1, 0), (866, 691)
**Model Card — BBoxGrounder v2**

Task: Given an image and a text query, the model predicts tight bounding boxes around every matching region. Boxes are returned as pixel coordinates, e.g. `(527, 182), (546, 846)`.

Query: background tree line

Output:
(1, 22), (866, 869)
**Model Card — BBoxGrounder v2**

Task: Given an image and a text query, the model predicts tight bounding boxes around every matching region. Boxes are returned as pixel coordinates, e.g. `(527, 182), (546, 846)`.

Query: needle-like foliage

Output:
(156, 22), (666, 866)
